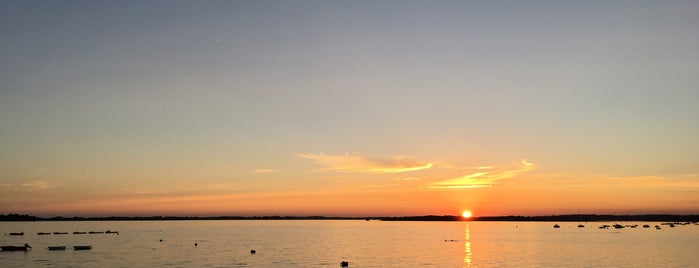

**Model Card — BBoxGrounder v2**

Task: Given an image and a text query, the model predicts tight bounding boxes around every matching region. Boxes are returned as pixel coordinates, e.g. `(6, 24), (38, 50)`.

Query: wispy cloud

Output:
(21, 180), (53, 190)
(430, 160), (535, 189)
(296, 153), (433, 173)
(604, 174), (699, 188)
(252, 168), (277, 173)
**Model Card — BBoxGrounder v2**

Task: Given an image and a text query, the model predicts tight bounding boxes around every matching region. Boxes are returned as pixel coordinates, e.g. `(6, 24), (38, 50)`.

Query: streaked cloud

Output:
(135, 190), (160, 195)
(604, 174), (699, 188)
(252, 168), (277, 173)
(21, 180), (53, 190)
(296, 153), (433, 173)
(430, 160), (535, 189)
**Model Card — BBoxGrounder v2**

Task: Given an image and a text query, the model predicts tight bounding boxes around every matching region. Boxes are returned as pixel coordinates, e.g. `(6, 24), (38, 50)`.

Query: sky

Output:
(1, 0), (698, 217)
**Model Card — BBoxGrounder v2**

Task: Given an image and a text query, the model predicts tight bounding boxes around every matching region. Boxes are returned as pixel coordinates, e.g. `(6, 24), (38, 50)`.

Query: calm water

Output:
(1, 220), (698, 267)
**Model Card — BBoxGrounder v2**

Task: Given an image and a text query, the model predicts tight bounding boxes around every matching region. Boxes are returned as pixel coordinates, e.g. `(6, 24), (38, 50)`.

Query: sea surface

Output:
(1, 220), (698, 267)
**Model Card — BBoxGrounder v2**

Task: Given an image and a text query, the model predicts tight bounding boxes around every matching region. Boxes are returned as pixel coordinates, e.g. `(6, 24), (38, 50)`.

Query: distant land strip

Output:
(1, 213), (698, 222)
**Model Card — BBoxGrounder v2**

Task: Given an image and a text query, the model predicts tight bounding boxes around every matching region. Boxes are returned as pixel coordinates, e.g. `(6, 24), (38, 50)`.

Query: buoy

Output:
(159, 239), (163, 242)
(250, 249), (256, 254)
(340, 261), (349, 267)
(194, 243), (198, 246)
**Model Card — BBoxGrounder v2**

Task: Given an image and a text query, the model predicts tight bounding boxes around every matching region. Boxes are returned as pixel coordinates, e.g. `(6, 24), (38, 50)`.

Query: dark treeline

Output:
(384, 214), (699, 222)
(1, 213), (698, 222)
(0, 214), (365, 221)
(380, 215), (461, 221)
(0, 213), (41, 221)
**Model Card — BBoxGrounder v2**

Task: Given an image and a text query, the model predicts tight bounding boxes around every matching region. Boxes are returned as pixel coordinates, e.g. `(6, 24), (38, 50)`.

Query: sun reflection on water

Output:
(464, 223), (472, 267)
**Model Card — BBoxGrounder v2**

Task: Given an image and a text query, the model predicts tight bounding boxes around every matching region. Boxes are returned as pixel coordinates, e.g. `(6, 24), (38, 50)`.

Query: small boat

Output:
(8, 232), (24, 236)
(37, 232), (52, 235)
(105, 230), (119, 234)
(53, 232), (68, 235)
(73, 245), (92, 250)
(643, 225), (650, 228)
(73, 232), (87, 234)
(1, 244), (31, 251)
(48, 246), (66, 251)
(553, 224), (560, 228)
(88, 231), (104, 234)
(577, 224), (585, 228)
(613, 224), (624, 229)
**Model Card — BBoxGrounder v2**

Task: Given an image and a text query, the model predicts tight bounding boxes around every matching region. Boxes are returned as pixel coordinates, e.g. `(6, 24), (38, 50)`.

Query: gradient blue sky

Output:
(1, 1), (698, 216)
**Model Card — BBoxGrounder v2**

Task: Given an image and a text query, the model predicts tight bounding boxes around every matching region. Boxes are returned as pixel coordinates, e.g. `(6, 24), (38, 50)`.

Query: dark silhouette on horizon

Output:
(1, 213), (698, 222)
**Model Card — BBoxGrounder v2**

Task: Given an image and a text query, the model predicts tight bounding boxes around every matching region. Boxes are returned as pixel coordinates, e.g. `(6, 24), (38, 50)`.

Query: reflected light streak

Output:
(464, 223), (472, 267)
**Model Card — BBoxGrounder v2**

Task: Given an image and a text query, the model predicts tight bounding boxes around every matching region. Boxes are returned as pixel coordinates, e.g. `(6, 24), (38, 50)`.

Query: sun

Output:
(461, 210), (473, 218)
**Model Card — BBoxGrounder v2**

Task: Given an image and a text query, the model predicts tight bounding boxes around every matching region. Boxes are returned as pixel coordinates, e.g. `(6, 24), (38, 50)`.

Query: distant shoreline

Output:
(1, 213), (698, 222)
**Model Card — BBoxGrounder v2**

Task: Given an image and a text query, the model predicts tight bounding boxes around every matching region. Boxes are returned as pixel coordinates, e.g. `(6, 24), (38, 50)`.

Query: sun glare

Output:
(462, 210), (472, 218)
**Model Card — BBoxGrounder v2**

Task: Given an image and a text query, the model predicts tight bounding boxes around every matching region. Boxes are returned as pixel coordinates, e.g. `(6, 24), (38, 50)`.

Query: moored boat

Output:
(88, 231), (104, 234)
(553, 224), (560, 228)
(8, 232), (24, 236)
(1, 244), (32, 251)
(73, 232), (87, 234)
(48, 246), (66, 250)
(73, 245), (92, 250)
(53, 232), (68, 235)
(38, 232), (51, 235)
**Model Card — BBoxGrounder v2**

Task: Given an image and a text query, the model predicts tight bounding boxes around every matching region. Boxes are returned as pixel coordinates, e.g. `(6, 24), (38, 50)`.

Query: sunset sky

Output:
(1, 1), (698, 217)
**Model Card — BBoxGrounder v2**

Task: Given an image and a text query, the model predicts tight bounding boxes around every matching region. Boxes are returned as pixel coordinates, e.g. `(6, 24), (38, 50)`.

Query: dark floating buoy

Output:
(340, 261), (349, 267)
(194, 243), (198, 247)
(159, 239), (163, 242)
(250, 249), (256, 254)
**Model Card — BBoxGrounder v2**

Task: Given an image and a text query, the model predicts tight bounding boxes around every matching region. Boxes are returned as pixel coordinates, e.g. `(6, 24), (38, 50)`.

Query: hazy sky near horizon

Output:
(1, 1), (698, 216)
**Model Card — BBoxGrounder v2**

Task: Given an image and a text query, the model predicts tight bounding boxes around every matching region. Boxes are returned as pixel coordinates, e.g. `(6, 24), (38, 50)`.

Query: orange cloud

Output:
(430, 160), (535, 189)
(252, 168), (277, 173)
(603, 174), (699, 188)
(21, 180), (53, 190)
(296, 153), (433, 173)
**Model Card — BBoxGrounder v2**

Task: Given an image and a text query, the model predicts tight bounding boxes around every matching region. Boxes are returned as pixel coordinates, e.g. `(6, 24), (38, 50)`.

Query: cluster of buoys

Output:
(72, 230), (119, 235)
(4, 230), (119, 236)
(2, 244), (91, 251)
(549, 223), (699, 229)
(48, 245), (93, 251)
(2, 230), (118, 252)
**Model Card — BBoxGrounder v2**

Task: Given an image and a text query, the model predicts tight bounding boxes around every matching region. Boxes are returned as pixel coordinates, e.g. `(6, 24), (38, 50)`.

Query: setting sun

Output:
(462, 210), (473, 218)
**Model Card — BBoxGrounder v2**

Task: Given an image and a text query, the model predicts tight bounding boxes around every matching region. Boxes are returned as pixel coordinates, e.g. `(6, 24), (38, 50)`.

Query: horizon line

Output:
(2, 213), (698, 222)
